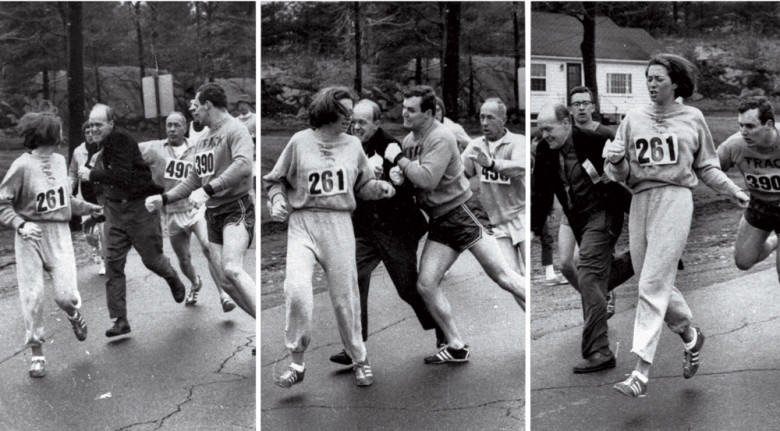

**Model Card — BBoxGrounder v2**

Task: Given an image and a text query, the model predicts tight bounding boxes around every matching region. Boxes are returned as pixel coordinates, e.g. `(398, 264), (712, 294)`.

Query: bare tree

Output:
(67, 2), (84, 162)
(354, 2), (361, 94)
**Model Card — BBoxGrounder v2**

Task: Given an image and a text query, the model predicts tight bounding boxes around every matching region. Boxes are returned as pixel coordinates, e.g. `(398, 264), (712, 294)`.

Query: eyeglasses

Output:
(570, 101), (592, 108)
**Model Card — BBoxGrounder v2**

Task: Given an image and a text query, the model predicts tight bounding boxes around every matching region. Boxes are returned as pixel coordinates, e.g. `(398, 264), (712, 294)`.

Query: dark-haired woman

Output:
(0, 111), (103, 378)
(605, 54), (749, 397)
(263, 86), (396, 389)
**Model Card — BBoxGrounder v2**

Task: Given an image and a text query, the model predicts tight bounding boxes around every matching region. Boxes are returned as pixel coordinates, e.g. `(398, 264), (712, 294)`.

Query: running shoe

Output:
(29, 356), (46, 378)
(275, 365), (305, 388)
(329, 349), (352, 366)
(683, 327), (705, 379)
(221, 297), (236, 313)
(105, 316), (131, 337)
(545, 274), (568, 286)
(606, 291), (616, 319)
(424, 345), (470, 364)
(354, 361), (374, 386)
(613, 371), (647, 398)
(68, 309), (88, 341)
(185, 276), (202, 306)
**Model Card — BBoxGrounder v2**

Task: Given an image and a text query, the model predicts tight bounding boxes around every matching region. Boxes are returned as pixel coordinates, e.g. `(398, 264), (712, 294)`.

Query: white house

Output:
(531, 12), (662, 123)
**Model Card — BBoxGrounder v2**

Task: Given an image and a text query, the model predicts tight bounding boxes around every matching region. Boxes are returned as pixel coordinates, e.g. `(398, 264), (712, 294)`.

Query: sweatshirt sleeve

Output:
(397, 132), (452, 190)
(0, 158), (25, 230)
(493, 139), (525, 179)
(68, 150), (79, 194)
(70, 196), (98, 217)
(717, 136), (736, 171)
(261, 136), (297, 204)
(693, 114), (742, 197)
(460, 140), (479, 179)
(604, 117), (631, 183)
(207, 125), (253, 194)
(163, 162), (200, 204)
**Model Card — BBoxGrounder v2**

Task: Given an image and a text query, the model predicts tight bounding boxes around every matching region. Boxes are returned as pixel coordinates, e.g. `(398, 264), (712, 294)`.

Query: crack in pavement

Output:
(113, 336), (255, 431)
(262, 397), (524, 415)
(261, 316), (413, 367)
(532, 367), (780, 393)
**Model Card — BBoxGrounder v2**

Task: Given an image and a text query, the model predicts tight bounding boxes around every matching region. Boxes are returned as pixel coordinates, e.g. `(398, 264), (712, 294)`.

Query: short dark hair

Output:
(568, 86), (594, 106)
(196, 82), (228, 109)
(646, 54), (698, 99)
(404, 85), (437, 116)
(82, 120), (91, 137)
(18, 112), (61, 149)
(738, 97), (775, 125)
(308, 86), (354, 128)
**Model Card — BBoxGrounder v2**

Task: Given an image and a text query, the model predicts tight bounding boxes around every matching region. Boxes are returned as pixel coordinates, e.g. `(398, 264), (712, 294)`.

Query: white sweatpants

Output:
(283, 210), (366, 363)
(15, 221), (82, 348)
(629, 186), (693, 363)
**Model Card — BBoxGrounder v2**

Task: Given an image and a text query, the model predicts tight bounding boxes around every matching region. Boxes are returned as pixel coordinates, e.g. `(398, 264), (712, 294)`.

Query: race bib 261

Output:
(307, 167), (347, 197)
(633, 134), (679, 166)
(35, 186), (68, 213)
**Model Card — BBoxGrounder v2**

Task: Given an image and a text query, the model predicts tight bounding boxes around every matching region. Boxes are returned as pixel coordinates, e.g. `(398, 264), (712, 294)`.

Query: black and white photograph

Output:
(530, 2), (780, 429)
(260, 2), (525, 430)
(0, 2), (256, 429)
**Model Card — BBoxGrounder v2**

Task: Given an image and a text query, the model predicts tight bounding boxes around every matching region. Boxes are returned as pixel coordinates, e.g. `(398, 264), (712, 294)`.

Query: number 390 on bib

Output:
(634, 134), (679, 166)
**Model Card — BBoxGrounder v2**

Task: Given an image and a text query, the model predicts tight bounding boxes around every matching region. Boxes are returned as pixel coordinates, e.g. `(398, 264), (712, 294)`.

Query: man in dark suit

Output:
(531, 103), (633, 374)
(79, 103), (186, 338)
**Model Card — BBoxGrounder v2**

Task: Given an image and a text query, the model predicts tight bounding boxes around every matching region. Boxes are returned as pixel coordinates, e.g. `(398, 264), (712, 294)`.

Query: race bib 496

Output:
(164, 159), (194, 181)
(307, 167), (347, 197)
(633, 134), (679, 166)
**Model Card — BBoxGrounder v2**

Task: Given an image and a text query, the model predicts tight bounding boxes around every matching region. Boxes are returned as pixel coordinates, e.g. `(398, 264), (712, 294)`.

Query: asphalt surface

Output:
(531, 266), (780, 430)
(0, 236), (256, 430)
(260, 251), (525, 431)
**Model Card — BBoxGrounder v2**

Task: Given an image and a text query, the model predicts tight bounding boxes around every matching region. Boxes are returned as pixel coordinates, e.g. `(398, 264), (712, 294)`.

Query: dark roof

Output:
(531, 12), (662, 61)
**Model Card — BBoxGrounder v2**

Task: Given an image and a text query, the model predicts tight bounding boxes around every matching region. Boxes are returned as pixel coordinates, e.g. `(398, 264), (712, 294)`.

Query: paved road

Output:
(531, 266), (780, 430)
(0, 238), (256, 431)
(260, 252), (525, 431)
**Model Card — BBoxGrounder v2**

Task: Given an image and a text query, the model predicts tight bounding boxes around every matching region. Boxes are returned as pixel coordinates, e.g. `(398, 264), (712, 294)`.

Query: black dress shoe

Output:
(168, 276), (186, 303)
(329, 349), (352, 366)
(105, 316), (131, 338)
(572, 351), (616, 374)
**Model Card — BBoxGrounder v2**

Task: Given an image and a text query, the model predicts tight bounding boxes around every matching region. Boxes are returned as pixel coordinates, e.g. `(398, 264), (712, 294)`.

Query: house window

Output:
(531, 64), (546, 92)
(607, 73), (632, 94)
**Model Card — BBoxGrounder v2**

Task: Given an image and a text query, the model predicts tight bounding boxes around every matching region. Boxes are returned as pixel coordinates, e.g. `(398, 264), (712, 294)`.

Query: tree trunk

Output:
(415, 56), (422, 84)
(132, 3), (145, 109)
(468, 55), (475, 117)
(195, 2), (202, 81)
(513, 5), (521, 113)
(442, 2), (461, 120)
(580, 3), (599, 118)
(67, 2), (84, 164)
(93, 46), (101, 102)
(354, 2), (362, 95)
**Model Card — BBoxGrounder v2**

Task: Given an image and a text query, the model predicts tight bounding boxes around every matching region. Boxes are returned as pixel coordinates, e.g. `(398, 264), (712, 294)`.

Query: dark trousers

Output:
(105, 199), (179, 319)
(355, 229), (439, 342)
(569, 208), (632, 358)
(541, 216), (555, 266)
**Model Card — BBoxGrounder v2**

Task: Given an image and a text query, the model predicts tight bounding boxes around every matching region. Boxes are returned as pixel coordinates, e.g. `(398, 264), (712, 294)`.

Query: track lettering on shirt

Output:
(308, 167), (347, 196)
(35, 186), (68, 213)
(745, 172), (780, 193)
(634, 134), (679, 166)
(194, 150), (215, 176)
(480, 167), (510, 184)
(164, 159), (193, 181)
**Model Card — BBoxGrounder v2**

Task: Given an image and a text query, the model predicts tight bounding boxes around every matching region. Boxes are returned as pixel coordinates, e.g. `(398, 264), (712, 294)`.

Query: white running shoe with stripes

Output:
(613, 371), (648, 398)
(424, 345), (470, 364)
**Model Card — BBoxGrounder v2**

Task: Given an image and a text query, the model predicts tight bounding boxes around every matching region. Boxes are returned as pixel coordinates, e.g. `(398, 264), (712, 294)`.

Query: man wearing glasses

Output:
(558, 87), (626, 318)
(78, 103), (187, 338)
